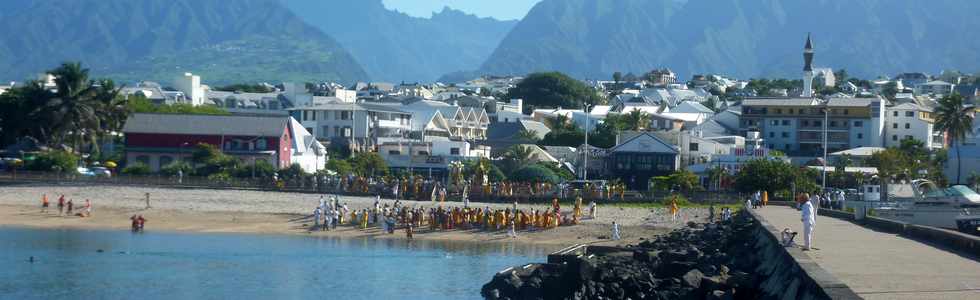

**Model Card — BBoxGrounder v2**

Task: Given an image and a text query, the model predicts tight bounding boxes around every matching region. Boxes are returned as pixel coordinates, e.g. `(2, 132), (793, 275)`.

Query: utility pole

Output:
(583, 103), (591, 181)
(822, 104), (829, 192)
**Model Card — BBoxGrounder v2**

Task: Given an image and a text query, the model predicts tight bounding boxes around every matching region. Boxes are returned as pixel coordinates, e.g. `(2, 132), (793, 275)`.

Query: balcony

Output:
(376, 119), (410, 129)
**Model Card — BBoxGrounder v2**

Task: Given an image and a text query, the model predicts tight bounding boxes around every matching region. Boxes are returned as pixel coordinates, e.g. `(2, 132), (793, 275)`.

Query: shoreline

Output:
(0, 204), (667, 249)
(0, 184), (712, 249)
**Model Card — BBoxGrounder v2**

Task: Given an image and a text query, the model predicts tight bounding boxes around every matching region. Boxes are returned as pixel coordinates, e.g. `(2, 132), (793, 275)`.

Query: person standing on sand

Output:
(313, 206), (322, 230)
(66, 199), (74, 216)
(670, 196), (679, 222)
(800, 195), (816, 251)
(41, 194), (49, 213)
(612, 221), (621, 240)
(83, 199), (92, 217)
(508, 219), (517, 238)
(709, 203), (716, 222)
(57, 195), (65, 215)
(145, 193), (151, 209)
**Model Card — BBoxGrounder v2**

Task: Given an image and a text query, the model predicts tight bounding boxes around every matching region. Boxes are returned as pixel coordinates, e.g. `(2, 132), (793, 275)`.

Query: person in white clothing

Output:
(589, 201), (597, 219)
(611, 221), (621, 240)
(800, 196), (816, 250)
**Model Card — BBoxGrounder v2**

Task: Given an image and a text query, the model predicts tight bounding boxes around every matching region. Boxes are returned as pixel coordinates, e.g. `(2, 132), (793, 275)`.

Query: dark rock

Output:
(700, 276), (727, 292)
(705, 290), (734, 300)
(681, 269), (704, 289)
(659, 261), (695, 278)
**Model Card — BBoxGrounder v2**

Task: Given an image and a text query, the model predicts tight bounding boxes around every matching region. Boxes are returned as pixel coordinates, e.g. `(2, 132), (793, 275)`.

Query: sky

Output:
(382, 0), (541, 21)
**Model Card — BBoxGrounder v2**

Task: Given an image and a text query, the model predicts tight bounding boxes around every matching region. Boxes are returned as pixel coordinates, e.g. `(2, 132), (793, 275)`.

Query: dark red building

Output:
(122, 113), (294, 171)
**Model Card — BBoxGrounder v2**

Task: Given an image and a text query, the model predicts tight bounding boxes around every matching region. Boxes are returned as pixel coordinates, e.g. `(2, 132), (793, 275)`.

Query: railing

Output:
(0, 170), (746, 204)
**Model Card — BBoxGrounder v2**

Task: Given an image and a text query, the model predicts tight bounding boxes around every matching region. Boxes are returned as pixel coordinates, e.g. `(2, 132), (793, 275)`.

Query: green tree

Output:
(881, 81), (899, 100)
(588, 122), (619, 148)
(669, 169), (700, 193)
(506, 72), (604, 114)
(464, 158), (506, 182)
(534, 161), (574, 181)
(612, 72), (623, 84)
(349, 152), (388, 177)
(25, 150), (78, 172)
(509, 165), (560, 184)
(538, 129), (585, 147)
(622, 110), (652, 131)
(934, 93), (975, 184)
(325, 159), (352, 176)
(127, 95), (228, 115)
(190, 143), (240, 177)
(233, 159), (276, 178)
(516, 129), (540, 143)
(867, 148), (910, 182)
(160, 161), (193, 176)
(734, 159), (810, 194)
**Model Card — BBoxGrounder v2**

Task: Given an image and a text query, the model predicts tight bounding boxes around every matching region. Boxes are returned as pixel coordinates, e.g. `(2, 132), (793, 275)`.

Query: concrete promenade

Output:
(756, 206), (980, 300)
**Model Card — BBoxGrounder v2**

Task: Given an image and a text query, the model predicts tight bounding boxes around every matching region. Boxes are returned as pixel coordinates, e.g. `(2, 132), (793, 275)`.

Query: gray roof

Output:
(486, 120), (551, 140)
(123, 113), (289, 137)
(609, 132), (679, 154)
(826, 98), (877, 107)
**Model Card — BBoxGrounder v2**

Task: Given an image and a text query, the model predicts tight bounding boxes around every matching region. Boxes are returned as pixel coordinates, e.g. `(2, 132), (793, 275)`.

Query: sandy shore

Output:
(0, 183), (712, 248)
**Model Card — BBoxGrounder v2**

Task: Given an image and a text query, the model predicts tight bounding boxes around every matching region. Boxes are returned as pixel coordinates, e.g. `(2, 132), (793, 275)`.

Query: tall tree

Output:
(516, 129), (540, 143)
(934, 93), (975, 184)
(622, 110), (652, 131)
(505, 72), (604, 114)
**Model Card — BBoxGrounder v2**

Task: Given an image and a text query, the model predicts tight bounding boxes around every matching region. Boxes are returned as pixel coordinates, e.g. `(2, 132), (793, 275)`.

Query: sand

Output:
(0, 183), (712, 248)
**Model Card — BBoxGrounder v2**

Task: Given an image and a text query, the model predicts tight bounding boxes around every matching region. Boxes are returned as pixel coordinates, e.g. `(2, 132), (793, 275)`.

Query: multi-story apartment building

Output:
(290, 102), (413, 151)
(883, 102), (942, 149)
(740, 97), (885, 155)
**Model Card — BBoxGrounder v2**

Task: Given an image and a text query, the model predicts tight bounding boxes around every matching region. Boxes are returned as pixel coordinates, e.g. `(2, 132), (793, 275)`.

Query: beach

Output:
(0, 183), (712, 248)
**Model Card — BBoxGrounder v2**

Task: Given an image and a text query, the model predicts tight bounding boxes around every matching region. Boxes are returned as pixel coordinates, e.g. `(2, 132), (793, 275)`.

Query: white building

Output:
(915, 80), (955, 96)
(290, 101), (413, 151)
(174, 73), (205, 106)
(945, 110), (980, 184)
(287, 118), (327, 173)
(884, 102), (941, 149)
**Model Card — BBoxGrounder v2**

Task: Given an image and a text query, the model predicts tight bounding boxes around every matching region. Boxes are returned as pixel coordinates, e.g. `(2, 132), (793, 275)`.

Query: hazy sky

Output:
(382, 0), (541, 21)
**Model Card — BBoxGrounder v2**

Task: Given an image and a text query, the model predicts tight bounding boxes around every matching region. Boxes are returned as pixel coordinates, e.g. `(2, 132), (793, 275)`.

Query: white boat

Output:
(873, 180), (980, 234)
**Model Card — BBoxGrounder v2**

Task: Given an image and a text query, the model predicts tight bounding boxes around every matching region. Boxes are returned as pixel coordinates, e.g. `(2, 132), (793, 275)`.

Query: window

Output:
(905, 123), (910, 129)
(302, 111), (309, 121)
(893, 123), (898, 129)
(769, 132), (775, 138)
(905, 135), (913, 140)
(257, 139), (267, 150)
(768, 144), (775, 149)
(893, 111), (899, 117)
(854, 121), (863, 127)
(450, 148), (460, 155)
(788, 109), (794, 114)
(785, 144), (791, 150)
(906, 111), (914, 117)
(892, 135), (898, 141)
(311, 111), (317, 121)
(418, 151), (429, 156)
(857, 133), (863, 139)
(802, 120), (810, 126)
(321, 126), (330, 138)
(844, 109), (849, 115)
(306, 127), (313, 135)
(830, 121), (837, 127)
(388, 150), (401, 155)
(776, 108), (782, 114)
(781, 132), (789, 138)
(341, 111), (350, 120)
(770, 120), (779, 126)
(689, 143), (699, 151)
(814, 121), (822, 127)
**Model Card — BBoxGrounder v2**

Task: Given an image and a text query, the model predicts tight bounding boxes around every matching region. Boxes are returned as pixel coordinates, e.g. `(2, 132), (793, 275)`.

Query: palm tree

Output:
(544, 115), (572, 132)
(44, 62), (101, 149)
(934, 93), (975, 184)
(623, 109), (652, 131)
(505, 145), (534, 166)
(516, 129), (540, 143)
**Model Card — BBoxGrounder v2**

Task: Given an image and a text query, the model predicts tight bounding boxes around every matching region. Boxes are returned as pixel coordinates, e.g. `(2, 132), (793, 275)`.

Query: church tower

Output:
(802, 33), (815, 97)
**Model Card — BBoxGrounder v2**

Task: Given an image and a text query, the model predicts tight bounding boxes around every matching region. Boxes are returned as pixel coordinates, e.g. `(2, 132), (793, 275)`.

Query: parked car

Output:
(77, 166), (111, 177)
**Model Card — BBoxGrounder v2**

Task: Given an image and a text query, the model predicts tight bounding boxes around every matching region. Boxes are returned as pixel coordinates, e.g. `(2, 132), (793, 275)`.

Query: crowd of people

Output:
(41, 194), (91, 218)
(308, 195), (601, 239)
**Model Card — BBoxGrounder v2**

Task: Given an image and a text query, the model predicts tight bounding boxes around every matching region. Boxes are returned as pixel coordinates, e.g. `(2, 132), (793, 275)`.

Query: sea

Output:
(0, 227), (548, 300)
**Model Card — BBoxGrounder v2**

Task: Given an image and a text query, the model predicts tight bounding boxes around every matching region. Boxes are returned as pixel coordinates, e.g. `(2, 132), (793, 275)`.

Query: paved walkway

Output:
(756, 206), (980, 300)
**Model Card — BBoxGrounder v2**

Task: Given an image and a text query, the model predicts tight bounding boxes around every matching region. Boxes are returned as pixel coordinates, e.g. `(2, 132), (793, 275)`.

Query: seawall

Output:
(482, 209), (860, 299)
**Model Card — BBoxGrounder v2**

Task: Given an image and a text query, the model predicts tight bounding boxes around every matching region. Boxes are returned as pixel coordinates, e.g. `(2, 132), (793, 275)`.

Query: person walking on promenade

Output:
(669, 196), (679, 222)
(800, 195), (816, 251)
(762, 191), (769, 207)
(611, 221), (621, 240)
(41, 194), (49, 213)
(57, 195), (65, 215)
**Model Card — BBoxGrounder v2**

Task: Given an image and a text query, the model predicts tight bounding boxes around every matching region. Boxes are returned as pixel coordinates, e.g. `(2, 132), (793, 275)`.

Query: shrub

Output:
(509, 165), (560, 184)
(160, 161), (193, 176)
(121, 163), (152, 175)
(232, 159), (276, 178)
(26, 150), (78, 172)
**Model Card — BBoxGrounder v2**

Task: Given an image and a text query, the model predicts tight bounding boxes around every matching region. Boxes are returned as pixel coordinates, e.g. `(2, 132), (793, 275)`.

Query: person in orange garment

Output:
(41, 194), (49, 213)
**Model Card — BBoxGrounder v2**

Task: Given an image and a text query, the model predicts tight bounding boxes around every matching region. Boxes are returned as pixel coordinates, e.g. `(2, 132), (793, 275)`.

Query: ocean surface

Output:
(0, 227), (549, 300)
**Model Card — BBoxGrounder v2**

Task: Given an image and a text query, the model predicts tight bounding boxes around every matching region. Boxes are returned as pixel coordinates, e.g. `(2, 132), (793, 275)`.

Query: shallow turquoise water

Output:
(0, 227), (548, 300)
